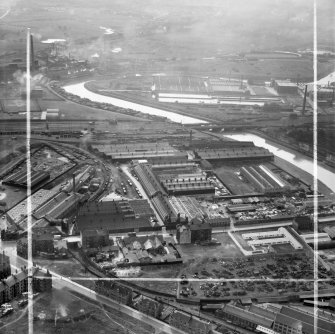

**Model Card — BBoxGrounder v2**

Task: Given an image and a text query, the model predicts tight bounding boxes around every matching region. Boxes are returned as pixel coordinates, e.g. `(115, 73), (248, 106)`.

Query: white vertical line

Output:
(312, 1), (318, 334)
(26, 27), (33, 334)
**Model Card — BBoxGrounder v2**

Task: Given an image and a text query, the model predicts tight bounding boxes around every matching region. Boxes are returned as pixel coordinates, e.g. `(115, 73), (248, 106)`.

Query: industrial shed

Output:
(3, 169), (50, 188)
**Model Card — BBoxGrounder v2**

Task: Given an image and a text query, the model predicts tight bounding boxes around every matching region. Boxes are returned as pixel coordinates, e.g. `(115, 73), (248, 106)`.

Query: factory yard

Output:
(178, 253), (335, 300)
(176, 232), (242, 262)
(215, 165), (255, 195)
(30, 146), (76, 180)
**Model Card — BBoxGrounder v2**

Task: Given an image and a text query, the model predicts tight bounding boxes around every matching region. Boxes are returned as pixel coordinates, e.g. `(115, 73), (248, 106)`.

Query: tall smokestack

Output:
(30, 34), (35, 71)
(72, 173), (76, 193)
(189, 130), (193, 147)
(302, 85), (308, 114)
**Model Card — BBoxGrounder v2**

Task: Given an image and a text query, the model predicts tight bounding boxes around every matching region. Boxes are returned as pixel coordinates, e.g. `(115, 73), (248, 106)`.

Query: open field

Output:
(0, 288), (154, 334)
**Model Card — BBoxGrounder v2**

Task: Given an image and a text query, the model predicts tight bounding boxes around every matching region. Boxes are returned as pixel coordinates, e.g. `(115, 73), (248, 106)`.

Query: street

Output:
(1, 240), (186, 334)
(120, 164), (164, 226)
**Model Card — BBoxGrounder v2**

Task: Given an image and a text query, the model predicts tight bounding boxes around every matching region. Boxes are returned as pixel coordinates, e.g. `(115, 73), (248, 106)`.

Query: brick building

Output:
(0, 251), (11, 280)
(215, 304), (275, 332)
(176, 219), (212, 244)
(134, 296), (163, 318)
(81, 229), (110, 249)
(0, 267), (52, 305)
(273, 306), (335, 334)
(94, 281), (133, 306)
(17, 232), (54, 258)
(169, 310), (212, 334)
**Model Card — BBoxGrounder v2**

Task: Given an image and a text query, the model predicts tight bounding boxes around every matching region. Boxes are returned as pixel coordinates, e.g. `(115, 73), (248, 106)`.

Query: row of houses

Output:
(94, 279), (213, 334)
(0, 267), (52, 305)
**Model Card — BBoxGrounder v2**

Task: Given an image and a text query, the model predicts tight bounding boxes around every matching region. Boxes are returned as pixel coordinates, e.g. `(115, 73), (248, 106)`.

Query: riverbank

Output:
(273, 156), (334, 198)
(250, 129), (335, 174)
(84, 81), (219, 123)
(224, 132), (335, 194)
(62, 81), (208, 124)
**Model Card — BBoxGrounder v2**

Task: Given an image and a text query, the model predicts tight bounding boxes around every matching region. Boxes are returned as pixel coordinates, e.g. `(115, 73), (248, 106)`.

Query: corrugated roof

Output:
(221, 304), (274, 328)
(275, 306), (335, 334)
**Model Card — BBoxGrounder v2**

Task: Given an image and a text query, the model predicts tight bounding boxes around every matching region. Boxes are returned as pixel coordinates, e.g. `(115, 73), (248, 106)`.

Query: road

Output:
(0, 8), (10, 20)
(2, 244), (185, 334)
(120, 164), (164, 226)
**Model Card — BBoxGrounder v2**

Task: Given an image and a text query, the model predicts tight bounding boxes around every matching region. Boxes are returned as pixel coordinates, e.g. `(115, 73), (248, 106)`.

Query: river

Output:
(63, 82), (208, 124)
(62, 81), (335, 191)
(224, 133), (335, 193)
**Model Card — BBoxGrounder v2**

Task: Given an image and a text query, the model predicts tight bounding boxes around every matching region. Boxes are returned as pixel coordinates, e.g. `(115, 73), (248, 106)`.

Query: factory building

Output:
(242, 227), (303, 251)
(17, 231), (54, 258)
(323, 226), (335, 240)
(76, 198), (157, 234)
(176, 219), (212, 244)
(151, 193), (177, 222)
(272, 80), (298, 94)
(195, 147), (273, 163)
(0, 267), (52, 305)
(0, 252), (11, 280)
(159, 173), (215, 196)
(149, 156), (195, 170)
(91, 142), (180, 161)
(20, 86), (44, 99)
(309, 87), (334, 106)
(133, 163), (166, 198)
(215, 304), (276, 332)
(6, 188), (60, 226)
(293, 215), (313, 231)
(273, 306), (335, 334)
(240, 165), (287, 193)
(169, 196), (205, 221)
(207, 77), (248, 97)
(3, 170), (50, 189)
(81, 229), (110, 249)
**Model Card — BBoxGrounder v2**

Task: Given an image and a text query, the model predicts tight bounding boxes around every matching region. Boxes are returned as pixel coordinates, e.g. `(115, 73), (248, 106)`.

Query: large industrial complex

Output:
(0, 1), (334, 333)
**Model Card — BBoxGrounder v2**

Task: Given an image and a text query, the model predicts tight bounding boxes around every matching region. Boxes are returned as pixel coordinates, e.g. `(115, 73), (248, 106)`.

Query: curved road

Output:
(0, 8), (10, 20)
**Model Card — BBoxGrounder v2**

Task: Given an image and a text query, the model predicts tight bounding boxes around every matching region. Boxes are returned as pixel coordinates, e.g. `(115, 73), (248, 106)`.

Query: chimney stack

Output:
(30, 33), (35, 71)
(73, 173), (76, 193)
(302, 85), (308, 114)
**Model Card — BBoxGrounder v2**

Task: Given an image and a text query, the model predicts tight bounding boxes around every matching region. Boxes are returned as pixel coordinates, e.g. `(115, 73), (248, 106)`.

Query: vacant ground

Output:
(177, 232), (242, 263)
(35, 258), (97, 290)
(0, 287), (154, 334)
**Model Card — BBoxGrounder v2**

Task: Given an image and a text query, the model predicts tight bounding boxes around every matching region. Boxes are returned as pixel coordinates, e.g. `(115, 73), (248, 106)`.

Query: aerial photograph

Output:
(0, 0), (334, 333)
